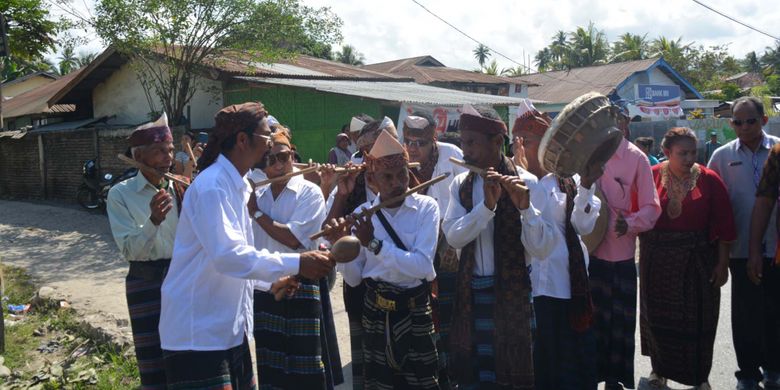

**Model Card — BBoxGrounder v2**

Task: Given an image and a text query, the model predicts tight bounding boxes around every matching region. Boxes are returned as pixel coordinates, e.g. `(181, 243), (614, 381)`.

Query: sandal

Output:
(648, 371), (667, 388)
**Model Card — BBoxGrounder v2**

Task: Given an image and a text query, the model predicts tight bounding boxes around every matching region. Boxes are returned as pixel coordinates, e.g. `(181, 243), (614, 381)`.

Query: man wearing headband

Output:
(158, 102), (333, 389)
(348, 114), (373, 161)
(107, 113), (182, 388)
(328, 133), (352, 165)
(328, 130), (440, 389)
(402, 111), (466, 387)
(442, 106), (541, 389)
(588, 102), (660, 390)
(512, 108), (603, 389)
(247, 131), (336, 389)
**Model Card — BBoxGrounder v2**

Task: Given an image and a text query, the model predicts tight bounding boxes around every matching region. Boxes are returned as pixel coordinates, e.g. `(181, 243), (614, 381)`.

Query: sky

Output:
(51, 0), (779, 73)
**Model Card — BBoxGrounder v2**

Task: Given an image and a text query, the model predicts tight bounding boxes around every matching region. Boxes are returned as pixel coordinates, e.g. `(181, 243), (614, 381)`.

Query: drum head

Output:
(582, 186), (608, 253)
(539, 92), (623, 178)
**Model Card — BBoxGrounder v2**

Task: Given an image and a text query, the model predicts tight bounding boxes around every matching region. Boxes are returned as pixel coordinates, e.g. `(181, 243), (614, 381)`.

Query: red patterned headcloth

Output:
(128, 112), (173, 147)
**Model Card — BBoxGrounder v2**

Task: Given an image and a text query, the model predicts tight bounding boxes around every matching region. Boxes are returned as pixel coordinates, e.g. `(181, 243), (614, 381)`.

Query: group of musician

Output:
(105, 95), (779, 390)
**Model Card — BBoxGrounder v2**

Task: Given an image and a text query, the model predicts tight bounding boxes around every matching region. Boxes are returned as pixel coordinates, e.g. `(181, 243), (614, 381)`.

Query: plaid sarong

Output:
(254, 281), (326, 390)
(588, 257), (637, 389)
(126, 260), (170, 389)
(319, 278), (344, 389)
(639, 230), (719, 386)
(362, 279), (439, 390)
(163, 337), (256, 390)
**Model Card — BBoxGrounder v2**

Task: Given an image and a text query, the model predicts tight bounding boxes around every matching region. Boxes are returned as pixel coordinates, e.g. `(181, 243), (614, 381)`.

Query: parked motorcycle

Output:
(76, 159), (137, 209)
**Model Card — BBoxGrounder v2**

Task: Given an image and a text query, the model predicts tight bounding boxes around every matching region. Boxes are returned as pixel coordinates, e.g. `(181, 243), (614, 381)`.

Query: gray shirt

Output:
(708, 131), (779, 258)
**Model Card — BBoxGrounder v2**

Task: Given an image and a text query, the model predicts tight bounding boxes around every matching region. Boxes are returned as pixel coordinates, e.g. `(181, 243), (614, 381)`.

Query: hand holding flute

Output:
(450, 157), (530, 210)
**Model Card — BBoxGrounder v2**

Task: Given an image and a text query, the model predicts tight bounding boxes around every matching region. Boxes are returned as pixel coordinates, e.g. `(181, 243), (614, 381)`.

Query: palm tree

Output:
(482, 59), (499, 75)
(742, 51), (762, 74)
(473, 44), (491, 68)
(335, 45), (365, 66)
(550, 30), (568, 64)
(501, 65), (525, 77)
(534, 47), (553, 72)
(611, 33), (649, 62)
(566, 22), (610, 67)
(76, 51), (99, 68)
(57, 45), (78, 75)
(762, 40), (780, 73)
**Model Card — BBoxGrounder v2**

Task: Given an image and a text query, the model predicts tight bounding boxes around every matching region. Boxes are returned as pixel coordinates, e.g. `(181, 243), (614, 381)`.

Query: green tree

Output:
(611, 33), (649, 62)
(762, 40), (780, 74)
(549, 30), (568, 65)
(501, 65), (524, 77)
(481, 59), (499, 75)
(335, 44), (364, 66)
(473, 44), (491, 68)
(742, 51), (762, 74)
(93, 0), (343, 125)
(56, 44), (78, 75)
(534, 47), (552, 72)
(565, 22), (610, 67)
(76, 51), (99, 68)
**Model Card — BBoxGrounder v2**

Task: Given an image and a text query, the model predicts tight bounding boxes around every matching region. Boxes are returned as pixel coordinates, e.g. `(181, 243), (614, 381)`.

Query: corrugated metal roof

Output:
(3, 69), (82, 119)
(518, 58), (660, 103)
(365, 56), (535, 85)
(27, 117), (112, 134)
(236, 77), (540, 106)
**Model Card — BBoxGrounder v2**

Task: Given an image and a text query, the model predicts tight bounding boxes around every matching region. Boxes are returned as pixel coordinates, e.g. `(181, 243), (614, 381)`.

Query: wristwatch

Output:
(368, 238), (382, 255)
(253, 210), (264, 221)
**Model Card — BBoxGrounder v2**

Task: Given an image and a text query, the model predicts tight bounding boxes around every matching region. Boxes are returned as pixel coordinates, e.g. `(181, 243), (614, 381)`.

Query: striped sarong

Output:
(163, 337), (256, 390)
(432, 236), (458, 389)
(639, 230), (719, 386)
(362, 279), (439, 390)
(345, 282), (366, 389)
(126, 260), (169, 389)
(588, 257), (637, 389)
(319, 278), (344, 389)
(533, 296), (597, 390)
(254, 281), (326, 390)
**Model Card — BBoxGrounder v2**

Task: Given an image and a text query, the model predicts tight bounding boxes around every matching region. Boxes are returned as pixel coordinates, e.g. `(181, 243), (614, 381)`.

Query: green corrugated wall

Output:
(224, 82), (388, 162)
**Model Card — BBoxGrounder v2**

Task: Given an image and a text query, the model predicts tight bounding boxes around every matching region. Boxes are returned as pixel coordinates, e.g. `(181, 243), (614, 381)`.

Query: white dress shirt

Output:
(442, 168), (541, 276)
(107, 173), (179, 261)
(521, 174), (601, 299)
(339, 193), (439, 289)
(160, 155), (301, 351)
(426, 142), (467, 219)
(250, 173), (326, 291)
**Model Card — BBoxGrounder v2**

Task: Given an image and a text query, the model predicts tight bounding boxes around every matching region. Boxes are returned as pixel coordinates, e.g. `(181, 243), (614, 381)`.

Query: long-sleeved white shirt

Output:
(339, 193), (439, 289)
(442, 168), (541, 276)
(426, 142), (467, 217)
(107, 173), (179, 261)
(521, 174), (601, 299)
(160, 155), (301, 351)
(249, 172), (326, 291)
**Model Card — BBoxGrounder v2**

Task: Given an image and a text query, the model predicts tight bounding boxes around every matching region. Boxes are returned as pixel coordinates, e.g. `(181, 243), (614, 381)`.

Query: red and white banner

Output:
(629, 103), (684, 119)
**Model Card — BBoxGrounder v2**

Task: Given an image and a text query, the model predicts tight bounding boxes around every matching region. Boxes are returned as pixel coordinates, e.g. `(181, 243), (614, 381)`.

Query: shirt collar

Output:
(371, 191), (419, 211)
(216, 154), (250, 192)
(735, 131), (771, 151)
(135, 170), (170, 193)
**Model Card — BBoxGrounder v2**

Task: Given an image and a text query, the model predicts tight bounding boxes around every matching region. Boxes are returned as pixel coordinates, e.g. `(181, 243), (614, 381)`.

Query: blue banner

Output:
(635, 84), (681, 106)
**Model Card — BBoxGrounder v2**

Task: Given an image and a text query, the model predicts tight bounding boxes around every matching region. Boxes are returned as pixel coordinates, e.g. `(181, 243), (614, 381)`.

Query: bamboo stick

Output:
(309, 173), (449, 240)
(449, 157), (528, 191)
(117, 154), (190, 187)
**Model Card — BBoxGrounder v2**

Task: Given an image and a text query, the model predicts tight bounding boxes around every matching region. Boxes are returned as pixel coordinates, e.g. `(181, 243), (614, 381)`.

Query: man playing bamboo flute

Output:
(326, 130), (441, 389)
(248, 131), (332, 389)
(443, 106), (542, 389)
(158, 102), (333, 389)
(107, 113), (186, 389)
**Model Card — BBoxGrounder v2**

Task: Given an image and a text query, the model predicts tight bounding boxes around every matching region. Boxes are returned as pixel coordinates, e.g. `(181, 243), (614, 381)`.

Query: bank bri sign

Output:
(634, 84), (682, 106)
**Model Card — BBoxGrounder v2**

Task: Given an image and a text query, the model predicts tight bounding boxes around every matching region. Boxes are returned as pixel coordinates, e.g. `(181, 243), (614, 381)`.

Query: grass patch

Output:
(1, 263), (140, 389)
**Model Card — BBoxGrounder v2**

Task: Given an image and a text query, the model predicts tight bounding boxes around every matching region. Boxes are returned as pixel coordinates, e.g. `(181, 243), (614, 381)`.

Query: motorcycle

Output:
(76, 158), (137, 209)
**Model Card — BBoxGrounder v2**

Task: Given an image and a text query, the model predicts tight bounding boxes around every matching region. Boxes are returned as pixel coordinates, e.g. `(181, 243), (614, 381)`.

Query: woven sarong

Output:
(163, 337), (256, 390)
(362, 279), (439, 390)
(126, 259), (170, 389)
(639, 230), (719, 386)
(254, 280), (325, 389)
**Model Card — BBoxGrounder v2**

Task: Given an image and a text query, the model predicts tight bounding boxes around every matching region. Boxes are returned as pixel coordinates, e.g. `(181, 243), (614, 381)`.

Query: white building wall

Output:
(92, 62), (223, 129)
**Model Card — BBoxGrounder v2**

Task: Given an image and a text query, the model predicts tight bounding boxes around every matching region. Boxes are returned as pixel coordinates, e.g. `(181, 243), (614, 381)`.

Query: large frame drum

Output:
(539, 92), (624, 178)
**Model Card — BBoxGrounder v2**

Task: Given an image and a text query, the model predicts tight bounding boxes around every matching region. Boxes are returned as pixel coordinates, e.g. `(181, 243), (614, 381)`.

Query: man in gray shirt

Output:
(708, 96), (780, 390)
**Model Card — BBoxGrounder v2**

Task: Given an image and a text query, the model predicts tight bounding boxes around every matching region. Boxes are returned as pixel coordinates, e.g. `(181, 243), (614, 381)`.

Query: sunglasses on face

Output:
(267, 151), (291, 165)
(732, 118), (759, 126)
(403, 139), (431, 148)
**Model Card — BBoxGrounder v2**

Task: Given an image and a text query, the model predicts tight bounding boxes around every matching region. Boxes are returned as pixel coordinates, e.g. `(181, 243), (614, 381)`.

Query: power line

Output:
(409, 0), (597, 88)
(691, 0), (779, 41)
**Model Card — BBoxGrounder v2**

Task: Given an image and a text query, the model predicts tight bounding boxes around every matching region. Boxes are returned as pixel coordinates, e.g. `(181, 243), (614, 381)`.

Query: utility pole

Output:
(0, 13), (10, 130)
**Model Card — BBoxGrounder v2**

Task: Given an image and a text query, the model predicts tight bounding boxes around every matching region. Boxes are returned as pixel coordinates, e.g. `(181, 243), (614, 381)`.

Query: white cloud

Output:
(308, 0), (779, 71)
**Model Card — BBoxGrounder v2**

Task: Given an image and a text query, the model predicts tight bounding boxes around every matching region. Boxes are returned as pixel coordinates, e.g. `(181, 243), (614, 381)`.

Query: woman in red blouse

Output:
(639, 127), (736, 390)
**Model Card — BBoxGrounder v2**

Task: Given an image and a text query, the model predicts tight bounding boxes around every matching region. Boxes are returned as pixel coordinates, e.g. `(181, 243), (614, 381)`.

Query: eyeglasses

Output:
(267, 151), (291, 165)
(732, 118), (759, 126)
(403, 139), (431, 148)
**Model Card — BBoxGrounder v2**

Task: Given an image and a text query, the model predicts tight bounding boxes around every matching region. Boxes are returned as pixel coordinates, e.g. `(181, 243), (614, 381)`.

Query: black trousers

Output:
(729, 258), (780, 382)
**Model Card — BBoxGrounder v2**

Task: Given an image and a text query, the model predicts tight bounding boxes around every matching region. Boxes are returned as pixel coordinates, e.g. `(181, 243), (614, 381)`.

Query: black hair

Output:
(341, 124), (349, 133)
(475, 107), (502, 121)
(732, 96), (765, 117)
(635, 137), (655, 149)
(355, 113), (375, 123)
(661, 127), (697, 150)
(221, 125), (258, 153)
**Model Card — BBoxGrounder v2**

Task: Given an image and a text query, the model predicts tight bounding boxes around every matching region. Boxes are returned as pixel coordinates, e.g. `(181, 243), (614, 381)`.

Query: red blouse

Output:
(651, 163), (737, 242)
